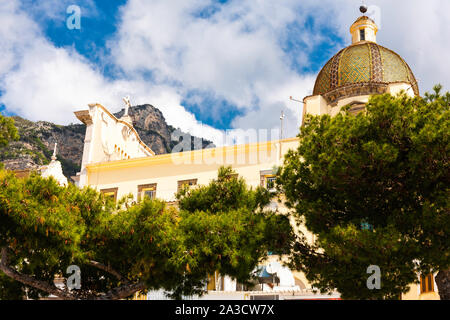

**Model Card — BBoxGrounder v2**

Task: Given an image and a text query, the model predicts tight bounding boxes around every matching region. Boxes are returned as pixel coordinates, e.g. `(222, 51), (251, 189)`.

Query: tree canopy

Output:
(176, 166), (294, 296)
(0, 166), (293, 299)
(277, 86), (450, 299)
(0, 113), (19, 170)
(0, 113), (18, 148)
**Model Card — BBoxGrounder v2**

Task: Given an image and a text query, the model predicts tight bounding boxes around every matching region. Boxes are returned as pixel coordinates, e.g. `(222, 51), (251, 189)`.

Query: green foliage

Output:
(0, 166), (294, 299)
(0, 170), (96, 299)
(0, 113), (19, 148)
(278, 86), (450, 299)
(0, 113), (19, 169)
(177, 167), (271, 213)
(0, 168), (193, 299)
(175, 166), (294, 298)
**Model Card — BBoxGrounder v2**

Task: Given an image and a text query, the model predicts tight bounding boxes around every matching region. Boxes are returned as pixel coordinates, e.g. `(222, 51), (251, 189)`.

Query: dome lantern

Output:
(350, 15), (378, 44)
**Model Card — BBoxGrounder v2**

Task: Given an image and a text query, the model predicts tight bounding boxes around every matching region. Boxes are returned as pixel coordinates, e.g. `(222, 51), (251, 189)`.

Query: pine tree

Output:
(0, 166), (293, 299)
(278, 86), (450, 299)
(0, 113), (19, 169)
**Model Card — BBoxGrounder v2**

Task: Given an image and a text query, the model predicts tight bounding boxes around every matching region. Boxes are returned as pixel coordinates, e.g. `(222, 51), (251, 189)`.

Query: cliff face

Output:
(0, 117), (85, 177)
(115, 104), (175, 154)
(0, 105), (214, 180)
(116, 104), (215, 155)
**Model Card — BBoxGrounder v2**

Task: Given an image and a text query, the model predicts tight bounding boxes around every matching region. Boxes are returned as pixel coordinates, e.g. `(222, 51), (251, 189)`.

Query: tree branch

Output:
(87, 260), (130, 284)
(1, 247), (147, 300)
(0, 247), (76, 300)
(90, 281), (147, 300)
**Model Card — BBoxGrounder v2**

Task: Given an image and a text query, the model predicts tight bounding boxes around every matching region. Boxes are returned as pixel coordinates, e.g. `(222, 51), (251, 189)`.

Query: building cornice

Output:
(85, 137), (299, 172)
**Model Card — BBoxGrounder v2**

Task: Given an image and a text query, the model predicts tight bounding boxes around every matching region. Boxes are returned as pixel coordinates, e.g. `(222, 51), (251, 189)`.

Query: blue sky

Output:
(33, 1), (127, 73)
(1, 0), (449, 145)
(13, 0), (343, 130)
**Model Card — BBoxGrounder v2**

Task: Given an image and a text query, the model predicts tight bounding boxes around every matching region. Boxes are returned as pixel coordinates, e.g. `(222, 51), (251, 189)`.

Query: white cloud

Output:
(0, 0), (225, 145)
(0, 1), (41, 76)
(1, 0), (450, 148)
(109, 0), (318, 137)
(319, 0), (450, 94)
(368, 0), (450, 94)
(2, 43), (108, 123)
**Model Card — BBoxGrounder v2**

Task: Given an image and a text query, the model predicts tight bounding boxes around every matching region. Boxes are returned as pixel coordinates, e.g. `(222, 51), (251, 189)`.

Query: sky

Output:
(1, 0), (449, 146)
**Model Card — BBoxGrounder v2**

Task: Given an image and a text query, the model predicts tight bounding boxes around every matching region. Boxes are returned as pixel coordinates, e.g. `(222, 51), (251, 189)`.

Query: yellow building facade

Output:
(73, 11), (439, 300)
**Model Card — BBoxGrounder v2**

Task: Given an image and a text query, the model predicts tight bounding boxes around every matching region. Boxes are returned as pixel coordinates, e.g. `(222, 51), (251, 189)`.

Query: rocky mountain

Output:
(0, 104), (214, 180)
(115, 104), (214, 155)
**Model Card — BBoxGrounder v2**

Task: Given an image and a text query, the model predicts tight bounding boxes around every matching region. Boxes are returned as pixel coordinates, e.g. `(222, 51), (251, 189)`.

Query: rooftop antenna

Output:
(280, 110), (285, 140)
(290, 96), (305, 127)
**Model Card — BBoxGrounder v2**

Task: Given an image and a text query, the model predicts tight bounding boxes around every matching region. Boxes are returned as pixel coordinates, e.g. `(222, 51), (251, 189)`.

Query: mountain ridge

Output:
(0, 104), (215, 180)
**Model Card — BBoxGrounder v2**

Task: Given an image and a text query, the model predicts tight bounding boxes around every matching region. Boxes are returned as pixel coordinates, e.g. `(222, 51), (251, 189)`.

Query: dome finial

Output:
(360, 5), (368, 14)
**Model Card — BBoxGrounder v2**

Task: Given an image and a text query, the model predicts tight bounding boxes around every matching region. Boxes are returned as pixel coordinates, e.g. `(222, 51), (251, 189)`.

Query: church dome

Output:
(312, 15), (419, 104)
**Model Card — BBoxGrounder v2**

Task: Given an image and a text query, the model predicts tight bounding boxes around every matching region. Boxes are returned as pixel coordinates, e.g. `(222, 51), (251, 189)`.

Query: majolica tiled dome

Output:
(313, 42), (419, 103)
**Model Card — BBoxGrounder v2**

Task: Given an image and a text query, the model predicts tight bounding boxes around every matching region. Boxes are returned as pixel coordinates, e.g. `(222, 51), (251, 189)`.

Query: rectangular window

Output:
(260, 173), (276, 191)
(137, 183), (157, 201)
(100, 188), (118, 202)
(360, 29), (366, 41)
(177, 179), (198, 192)
(420, 274), (435, 293)
(266, 176), (277, 190)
